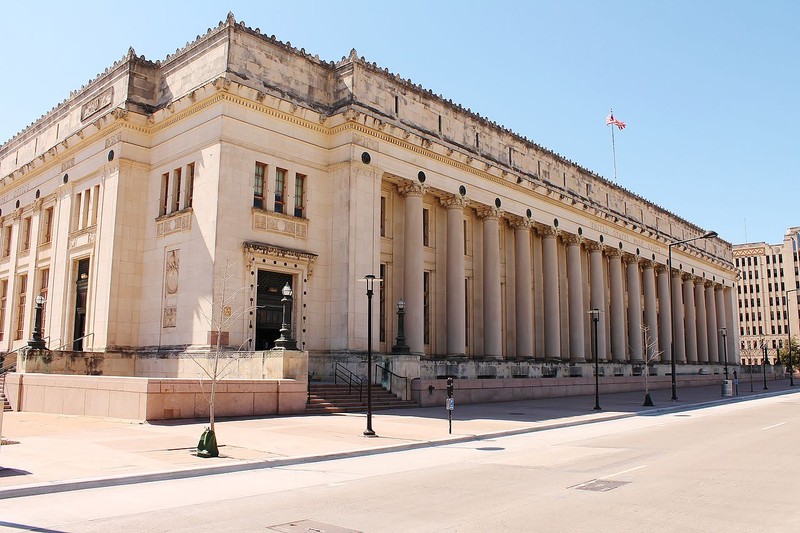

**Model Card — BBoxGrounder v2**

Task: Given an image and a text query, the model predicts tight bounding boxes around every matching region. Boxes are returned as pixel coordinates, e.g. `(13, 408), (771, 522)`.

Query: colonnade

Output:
(397, 184), (735, 365)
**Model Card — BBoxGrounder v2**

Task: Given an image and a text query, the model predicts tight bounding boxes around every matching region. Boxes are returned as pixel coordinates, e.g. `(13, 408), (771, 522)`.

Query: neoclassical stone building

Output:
(0, 15), (738, 402)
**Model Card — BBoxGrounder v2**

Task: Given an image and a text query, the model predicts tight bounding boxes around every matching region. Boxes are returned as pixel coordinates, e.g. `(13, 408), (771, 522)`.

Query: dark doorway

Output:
(255, 270), (293, 350)
(73, 258), (90, 351)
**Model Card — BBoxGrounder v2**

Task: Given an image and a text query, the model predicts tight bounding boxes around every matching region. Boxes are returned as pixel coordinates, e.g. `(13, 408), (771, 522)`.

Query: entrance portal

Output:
(255, 270), (293, 350)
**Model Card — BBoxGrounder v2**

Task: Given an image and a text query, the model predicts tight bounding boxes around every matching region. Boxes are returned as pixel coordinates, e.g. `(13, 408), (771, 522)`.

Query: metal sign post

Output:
(446, 377), (454, 434)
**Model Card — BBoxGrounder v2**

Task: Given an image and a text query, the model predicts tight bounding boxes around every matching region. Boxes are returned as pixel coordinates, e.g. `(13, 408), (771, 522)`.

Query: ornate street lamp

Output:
(360, 274), (382, 437)
(274, 283), (297, 350)
(391, 298), (410, 354)
(668, 230), (718, 400)
(28, 294), (47, 350)
(720, 327), (729, 380)
(590, 308), (601, 411)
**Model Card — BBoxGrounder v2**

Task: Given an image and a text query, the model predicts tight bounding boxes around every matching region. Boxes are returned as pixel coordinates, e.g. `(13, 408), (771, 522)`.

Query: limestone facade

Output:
(0, 15), (738, 384)
(734, 227), (800, 365)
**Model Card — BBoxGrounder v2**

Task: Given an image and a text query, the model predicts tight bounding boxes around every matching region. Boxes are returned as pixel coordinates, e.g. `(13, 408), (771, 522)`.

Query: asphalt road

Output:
(3, 394), (799, 532)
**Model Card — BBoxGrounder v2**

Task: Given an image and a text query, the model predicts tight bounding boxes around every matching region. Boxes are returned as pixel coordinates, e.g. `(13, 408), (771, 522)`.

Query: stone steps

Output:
(306, 383), (417, 414)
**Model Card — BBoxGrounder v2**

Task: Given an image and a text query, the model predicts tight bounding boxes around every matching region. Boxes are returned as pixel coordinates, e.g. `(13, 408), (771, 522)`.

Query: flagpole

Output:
(610, 108), (618, 183)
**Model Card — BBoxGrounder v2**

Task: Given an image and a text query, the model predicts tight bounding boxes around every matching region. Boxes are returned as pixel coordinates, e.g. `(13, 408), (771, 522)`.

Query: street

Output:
(3, 394), (799, 532)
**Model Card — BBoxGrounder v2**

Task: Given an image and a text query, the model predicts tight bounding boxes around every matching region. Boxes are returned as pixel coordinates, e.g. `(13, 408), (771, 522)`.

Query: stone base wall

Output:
(3, 373), (307, 421)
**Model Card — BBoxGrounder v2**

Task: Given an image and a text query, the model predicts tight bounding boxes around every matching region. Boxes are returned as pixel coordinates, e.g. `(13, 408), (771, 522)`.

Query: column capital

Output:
(641, 259), (655, 269)
(606, 247), (623, 259)
(622, 253), (640, 265)
(397, 181), (426, 198)
(440, 194), (467, 210)
(508, 216), (533, 230)
(655, 263), (667, 274)
(562, 232), (582, 247)
(537, 224), (558, 238)
(586, 241), (604, 253)
(715, 284), (725, 293)
(704, 279), (714, 288)
(681, 272), (695, 282)
(476, 205), (502, 220)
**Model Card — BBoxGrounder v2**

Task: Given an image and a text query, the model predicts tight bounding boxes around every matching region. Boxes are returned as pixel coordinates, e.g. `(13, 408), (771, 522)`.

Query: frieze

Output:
(68, 227), (96, 249)
(105, 132), (122, 148)
(81, 87), (114, 122)
(162, 306), (177, 328)
(156, 211), (192, 237)
(61, 158), (75, 172)
(252, 210), (308, 239)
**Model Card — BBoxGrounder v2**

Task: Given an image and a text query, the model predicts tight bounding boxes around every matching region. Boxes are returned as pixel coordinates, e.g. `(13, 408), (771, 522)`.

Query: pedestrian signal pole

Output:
(446, 377), (454, 434)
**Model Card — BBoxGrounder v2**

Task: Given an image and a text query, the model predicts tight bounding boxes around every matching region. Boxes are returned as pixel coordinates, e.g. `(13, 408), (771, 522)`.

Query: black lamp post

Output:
(391, 298), (410, 353)
(590, 308), (601, 411)
(669, 230), (718, 400)
(361, 274), (381, 437)
(28, 294), (47, 350)
(274, 283), (297, 350)
(762, 340), (769, 391)
(720, 327), (729, 380)
(785, 288), (796, 387)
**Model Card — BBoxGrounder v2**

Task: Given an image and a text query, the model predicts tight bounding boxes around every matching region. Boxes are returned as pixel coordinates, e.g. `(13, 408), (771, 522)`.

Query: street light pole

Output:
(669, 230), (718, 400)
(360, 274), (381, 437)
(274, 283), (297, 350)
(762, 340), (769, 391)
(786, 288), (797, 387)
(391, 298), (410, 354)
(590, 308), (601, 410)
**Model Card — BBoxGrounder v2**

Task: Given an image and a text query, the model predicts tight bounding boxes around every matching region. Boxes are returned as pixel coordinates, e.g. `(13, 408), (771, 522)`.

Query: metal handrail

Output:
(334, 362), (363, 402)
(374, 363), (410, 401)
(51, 332), (94, 352)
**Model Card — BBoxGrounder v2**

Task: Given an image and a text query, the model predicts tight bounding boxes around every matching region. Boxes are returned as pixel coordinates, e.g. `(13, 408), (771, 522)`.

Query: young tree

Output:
(777, 336), (800, 370)
(187, 258), (254, 457)
(640, 325), (663, 406)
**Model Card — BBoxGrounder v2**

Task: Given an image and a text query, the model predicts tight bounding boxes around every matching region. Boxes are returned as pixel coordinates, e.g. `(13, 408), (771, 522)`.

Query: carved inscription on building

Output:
(81, 87), (114, 121)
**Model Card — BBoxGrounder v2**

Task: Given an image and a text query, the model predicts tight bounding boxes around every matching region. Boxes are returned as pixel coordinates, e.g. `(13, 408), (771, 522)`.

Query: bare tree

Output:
(640, 325), (663, 406)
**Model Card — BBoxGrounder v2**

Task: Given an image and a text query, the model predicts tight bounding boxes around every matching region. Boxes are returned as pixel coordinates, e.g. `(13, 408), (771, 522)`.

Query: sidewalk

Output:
(1, 376), (797, 499)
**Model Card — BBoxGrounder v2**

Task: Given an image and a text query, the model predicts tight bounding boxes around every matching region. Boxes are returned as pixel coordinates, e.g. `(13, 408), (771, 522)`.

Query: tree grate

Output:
(570, 479), (630, 492)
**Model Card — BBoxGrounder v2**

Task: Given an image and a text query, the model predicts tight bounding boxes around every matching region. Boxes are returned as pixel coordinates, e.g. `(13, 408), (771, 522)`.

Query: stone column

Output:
(715, 285), (728, 365)
(657, 265), (671, 363)
(442, 195), (466, 357)
(642, 260), (658, 362)
(512, 218), (534, 359)
(565, 234), (585, 363)
(705, 282), (719, 363)
(626, 254), (643, 363)
(541, 226), (561, 360)
(608, 248), (626, 362)
(588, 243), (607, 362)
(478, 206), (502, 359)
(671, 269), (686, 364)
(399, 182), (425, 355)
(683, 274), (698, 363)
(695, 278), (709, 363)
(726, 287), (740, 364)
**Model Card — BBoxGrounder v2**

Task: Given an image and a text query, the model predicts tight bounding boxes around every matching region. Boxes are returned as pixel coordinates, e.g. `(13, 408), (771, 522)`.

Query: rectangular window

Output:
(3, 225), (12, 257)
(275, 168), (286, 213)
(294, 173), (305, 218)
(82, 189), (91, 228)
(253, 162), (266, 209)
(160, 173), (169, 216)
(422, 208), (430, 247)
(91, 185), (99, 225)
(15, 274), (27, 340)
(423, 271), (430, 345)
(41, 207), (53, 244)
(185, 162), (195, 208)
(380, 196), (386, 237)
(0, 280), (7, 342)
(21, 217), (31, 251)
(172, 168), (182, 213)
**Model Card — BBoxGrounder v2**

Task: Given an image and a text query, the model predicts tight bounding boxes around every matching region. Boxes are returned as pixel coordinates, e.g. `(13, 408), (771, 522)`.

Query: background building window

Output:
(21, 217), (31, 251)
(39, 268), (49, 330)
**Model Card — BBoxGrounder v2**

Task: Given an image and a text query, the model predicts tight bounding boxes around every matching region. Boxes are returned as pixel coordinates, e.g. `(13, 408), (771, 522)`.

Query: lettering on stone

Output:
(81, 87), (114, 121)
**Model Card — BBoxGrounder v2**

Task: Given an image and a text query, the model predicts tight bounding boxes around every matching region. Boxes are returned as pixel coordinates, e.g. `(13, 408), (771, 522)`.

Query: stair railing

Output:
(374, 363), (410, 401)
(334, 362), (364, 402)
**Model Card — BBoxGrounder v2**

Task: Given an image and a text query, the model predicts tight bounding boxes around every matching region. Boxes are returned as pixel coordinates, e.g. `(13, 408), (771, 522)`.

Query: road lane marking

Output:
(604, 465), (648, 478)
(762, 422), (786, 430)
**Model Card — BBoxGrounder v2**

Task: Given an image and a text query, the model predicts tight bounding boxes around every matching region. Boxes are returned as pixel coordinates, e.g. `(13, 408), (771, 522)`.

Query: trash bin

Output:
(721, 380), (733, 397)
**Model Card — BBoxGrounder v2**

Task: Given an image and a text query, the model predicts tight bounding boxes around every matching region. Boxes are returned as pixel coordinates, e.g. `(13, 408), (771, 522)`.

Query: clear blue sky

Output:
(1, 1), (797, 245)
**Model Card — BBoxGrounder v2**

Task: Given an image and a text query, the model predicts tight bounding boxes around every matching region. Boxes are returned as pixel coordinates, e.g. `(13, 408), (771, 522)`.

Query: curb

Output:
(1, 388), (796, 500)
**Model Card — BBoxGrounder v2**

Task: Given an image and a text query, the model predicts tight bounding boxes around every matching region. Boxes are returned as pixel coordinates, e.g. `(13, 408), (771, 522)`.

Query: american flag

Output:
(606, 113), (626, 130)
